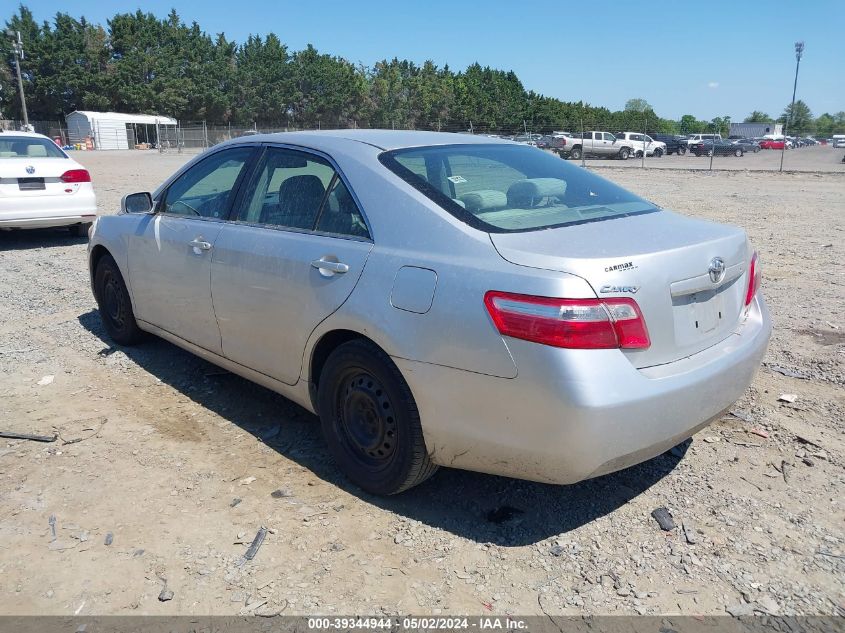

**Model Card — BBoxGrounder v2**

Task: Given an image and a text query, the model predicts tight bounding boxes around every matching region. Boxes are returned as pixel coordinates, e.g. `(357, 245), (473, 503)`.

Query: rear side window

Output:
(236, 147), (369, 238)
(381, 143), (658, 233)
(0, 136), (66, 159)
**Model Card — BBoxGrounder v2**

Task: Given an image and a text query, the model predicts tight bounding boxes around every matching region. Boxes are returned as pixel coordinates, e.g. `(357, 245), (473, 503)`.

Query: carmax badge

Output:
(600, 285), (639, 294)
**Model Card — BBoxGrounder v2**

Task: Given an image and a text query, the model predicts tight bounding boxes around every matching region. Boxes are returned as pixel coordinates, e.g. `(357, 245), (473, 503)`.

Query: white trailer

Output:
(66, 111), (177, 150)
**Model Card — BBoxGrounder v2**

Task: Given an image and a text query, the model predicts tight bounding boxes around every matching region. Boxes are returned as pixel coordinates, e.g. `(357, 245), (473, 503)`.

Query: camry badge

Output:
(600, 285), (639, 294)
(26, 165), (35, 175)
(708, 257), (726, 283)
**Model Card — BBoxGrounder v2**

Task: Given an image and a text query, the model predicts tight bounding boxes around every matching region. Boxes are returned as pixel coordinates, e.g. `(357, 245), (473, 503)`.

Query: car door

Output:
(211, 145), (373, 385)
(601, 132), (616, 155)
(580, 132), (593, 155)
(127, 146), (256, 354)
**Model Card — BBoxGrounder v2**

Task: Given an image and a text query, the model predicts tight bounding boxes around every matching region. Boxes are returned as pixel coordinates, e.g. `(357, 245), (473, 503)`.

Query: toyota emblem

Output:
(26, 165), (35, 175)
(708, 257), (726, 283)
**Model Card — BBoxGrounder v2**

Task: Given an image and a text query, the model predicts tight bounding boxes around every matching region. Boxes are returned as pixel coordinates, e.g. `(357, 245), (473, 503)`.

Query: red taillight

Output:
(484, 291), (650, 350)
(744, 251), (761, 306)
(60, 169), (91, 183)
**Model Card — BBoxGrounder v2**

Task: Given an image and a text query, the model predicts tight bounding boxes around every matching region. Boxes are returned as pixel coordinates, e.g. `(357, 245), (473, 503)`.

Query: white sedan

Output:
(0, 131), (96, 235)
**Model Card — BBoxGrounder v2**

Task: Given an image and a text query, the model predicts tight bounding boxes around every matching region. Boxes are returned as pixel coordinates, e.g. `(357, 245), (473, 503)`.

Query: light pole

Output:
(6, 30), (29, 129)
(780, 41), (804, 172)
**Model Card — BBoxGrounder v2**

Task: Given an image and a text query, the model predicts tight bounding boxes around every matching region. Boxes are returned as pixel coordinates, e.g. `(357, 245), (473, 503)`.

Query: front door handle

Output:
(311, 258), (349, 275)
(189, 238), (212, 252)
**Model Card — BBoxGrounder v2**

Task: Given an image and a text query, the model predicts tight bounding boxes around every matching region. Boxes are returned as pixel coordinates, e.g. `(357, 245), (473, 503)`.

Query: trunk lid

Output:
(490, 210), (751, 368)
(0, 157), (81, 198)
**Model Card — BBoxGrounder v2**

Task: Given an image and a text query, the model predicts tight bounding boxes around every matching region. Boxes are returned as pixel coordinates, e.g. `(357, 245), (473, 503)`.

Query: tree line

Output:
(3, 6), (843, 137)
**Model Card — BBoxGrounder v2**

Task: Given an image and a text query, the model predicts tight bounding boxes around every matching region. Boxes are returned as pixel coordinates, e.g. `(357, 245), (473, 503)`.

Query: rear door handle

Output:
(189, 238), (212, 251)
(311, 258), (349, 274)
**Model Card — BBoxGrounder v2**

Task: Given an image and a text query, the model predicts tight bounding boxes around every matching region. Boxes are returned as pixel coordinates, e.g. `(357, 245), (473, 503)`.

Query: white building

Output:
(66, 111), (178, 150)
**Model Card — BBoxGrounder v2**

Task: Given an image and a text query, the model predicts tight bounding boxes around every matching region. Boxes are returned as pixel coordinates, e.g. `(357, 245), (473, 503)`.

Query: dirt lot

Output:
(1, 149), (843, 618)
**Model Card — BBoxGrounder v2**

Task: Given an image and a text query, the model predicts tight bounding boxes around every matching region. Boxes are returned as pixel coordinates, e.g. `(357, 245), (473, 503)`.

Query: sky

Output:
(18, 0), (845, 121)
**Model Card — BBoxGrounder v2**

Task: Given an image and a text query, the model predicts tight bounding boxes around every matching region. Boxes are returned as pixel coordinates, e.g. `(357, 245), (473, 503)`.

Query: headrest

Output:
(506, 178), (567, 206)
(459, 189), (508, 212)
(278, 175), (325, 205)
(27, 144), (48, 157)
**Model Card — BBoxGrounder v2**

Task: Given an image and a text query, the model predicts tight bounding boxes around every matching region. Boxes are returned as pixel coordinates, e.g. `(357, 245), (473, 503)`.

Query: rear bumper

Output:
(0, 189), (97, 229)
(398, 295), (771, 485)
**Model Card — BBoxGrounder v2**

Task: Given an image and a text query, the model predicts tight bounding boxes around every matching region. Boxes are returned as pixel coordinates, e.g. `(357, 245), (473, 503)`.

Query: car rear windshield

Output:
(379, 143), (658, 233)
(0, 136), (66, 159)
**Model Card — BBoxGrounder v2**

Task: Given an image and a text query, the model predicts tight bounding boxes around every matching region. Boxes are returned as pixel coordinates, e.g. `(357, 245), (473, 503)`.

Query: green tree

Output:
(290, 44), (367, 128)
(779, 99), (814, 134)
(679, 114), (704, 134)
(5, 3), (831, 139)
(624, 98), (651, 113)
(234, 33), (293, 124)
(743, 111), (772, 123)
(814, 113), (835, 137)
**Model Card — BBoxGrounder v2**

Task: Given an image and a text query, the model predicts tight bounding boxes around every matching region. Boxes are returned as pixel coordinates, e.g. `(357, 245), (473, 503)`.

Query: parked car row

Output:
(486, 132), (833, 157)
(690, 139), (746, 157)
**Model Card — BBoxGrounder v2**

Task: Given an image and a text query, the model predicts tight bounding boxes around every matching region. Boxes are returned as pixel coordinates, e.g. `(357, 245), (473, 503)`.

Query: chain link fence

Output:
(3, 117), (840, 172)
(165, 119), (843, 173)
(1, 119), (69, 144)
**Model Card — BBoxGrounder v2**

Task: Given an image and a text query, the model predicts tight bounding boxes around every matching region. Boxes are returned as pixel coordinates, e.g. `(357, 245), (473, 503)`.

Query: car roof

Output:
(222, 129), (514, 152)
(0, 130), (50, 139)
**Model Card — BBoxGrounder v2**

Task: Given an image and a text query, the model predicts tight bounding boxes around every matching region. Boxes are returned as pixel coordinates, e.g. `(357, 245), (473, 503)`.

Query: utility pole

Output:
(7, 30), (29, 129)
(780, 41), (804, 172)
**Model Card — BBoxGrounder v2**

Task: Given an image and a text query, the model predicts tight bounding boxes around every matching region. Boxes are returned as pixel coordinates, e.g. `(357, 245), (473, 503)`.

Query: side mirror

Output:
(121, 192), (154, 214)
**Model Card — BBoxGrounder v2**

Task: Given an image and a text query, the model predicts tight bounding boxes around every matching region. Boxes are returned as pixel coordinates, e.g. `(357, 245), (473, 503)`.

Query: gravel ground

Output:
(0, 149), (843, 618)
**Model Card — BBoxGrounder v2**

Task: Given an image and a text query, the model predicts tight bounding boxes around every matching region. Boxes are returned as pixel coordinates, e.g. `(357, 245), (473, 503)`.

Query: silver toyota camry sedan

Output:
(88, 130), (771, 495)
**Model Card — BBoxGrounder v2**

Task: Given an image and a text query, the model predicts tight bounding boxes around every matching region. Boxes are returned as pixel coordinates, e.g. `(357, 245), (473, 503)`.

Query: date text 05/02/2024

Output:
(307, 617), (529, 630)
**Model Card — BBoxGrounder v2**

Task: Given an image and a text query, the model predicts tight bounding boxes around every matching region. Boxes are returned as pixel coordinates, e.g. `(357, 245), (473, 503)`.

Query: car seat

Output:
(264, 174), (325, 229)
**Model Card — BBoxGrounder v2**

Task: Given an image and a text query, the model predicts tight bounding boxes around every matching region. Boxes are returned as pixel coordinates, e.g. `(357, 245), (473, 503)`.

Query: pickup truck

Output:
(614, 132), (668, 157)
(557, 131), (633, 160)
(650, 134), (689, 155)
(685, 133), (722, 147)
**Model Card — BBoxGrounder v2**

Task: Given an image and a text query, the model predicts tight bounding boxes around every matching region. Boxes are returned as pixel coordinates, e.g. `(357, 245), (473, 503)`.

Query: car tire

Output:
(317, 339), (438, 495)
(569, 147), (582, 160)
(94, 254), (144, 346)
(618, 148), (630, 160)
(678, 146), (687, 155)
(654, 148), (663, 157)
(735, 148), (743, 157)
(70, 222), (91, 238)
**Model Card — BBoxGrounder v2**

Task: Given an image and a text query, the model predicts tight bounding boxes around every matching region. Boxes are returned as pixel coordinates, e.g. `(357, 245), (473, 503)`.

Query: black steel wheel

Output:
(94, 254), (143, 345)
(318, 339), (437, 495)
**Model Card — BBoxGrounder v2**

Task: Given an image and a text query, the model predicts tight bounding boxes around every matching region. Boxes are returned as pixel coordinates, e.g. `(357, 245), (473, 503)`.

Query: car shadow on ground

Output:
(78, 308), (687, 547)
(0, 228), (88, 251)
